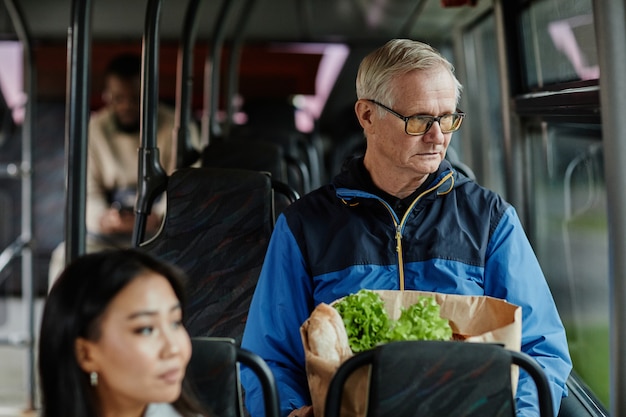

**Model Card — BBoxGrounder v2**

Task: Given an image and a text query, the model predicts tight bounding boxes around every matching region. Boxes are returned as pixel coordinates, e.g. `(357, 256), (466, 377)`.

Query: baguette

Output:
(306, 303), (352, 365)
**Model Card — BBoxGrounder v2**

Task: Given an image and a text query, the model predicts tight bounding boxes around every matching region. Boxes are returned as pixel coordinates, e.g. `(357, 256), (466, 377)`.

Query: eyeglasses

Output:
(367, 99), (465, 135)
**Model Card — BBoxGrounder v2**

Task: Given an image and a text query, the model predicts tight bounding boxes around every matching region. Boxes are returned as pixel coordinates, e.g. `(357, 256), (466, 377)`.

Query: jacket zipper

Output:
(380, 172), (455, 291)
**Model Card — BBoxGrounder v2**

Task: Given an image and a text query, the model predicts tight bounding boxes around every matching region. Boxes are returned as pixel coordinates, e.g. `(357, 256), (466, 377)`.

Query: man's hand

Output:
(99, 208), (162, 235)
(287, 405), (314, 417)
(99, 208), (134, 234)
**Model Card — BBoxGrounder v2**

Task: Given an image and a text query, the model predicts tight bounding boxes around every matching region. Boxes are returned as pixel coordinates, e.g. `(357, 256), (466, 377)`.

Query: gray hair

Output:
(356, 39), (463, 111)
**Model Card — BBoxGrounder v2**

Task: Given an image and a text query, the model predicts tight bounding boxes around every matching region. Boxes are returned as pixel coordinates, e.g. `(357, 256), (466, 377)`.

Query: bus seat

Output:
(227, 127), (316, 195)
(230, 98), (322, 193)
(325, 340), (554, 417)
(201, 139), (300, 217)
(445, 147), (477, 181)
(202, 139), (288, 183)
(328, 132), (366, 177)
(140, 167), (274, 343)
(187, 337), (280, 417)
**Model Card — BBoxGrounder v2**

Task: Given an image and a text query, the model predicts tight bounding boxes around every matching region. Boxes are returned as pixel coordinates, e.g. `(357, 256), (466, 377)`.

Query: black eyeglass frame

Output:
(366, 99), (465, 135)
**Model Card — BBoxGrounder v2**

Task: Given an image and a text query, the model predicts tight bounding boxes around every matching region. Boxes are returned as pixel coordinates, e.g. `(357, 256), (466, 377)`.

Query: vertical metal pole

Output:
(174, 0), (202, 169)
(132, 0), (166, 247)
(592, 1), (626, 415)
(65, 0), (92, 264)
(493, 0), (526, 218)
(200, 0), (234, 144)
(140, 0), (162, 152)
(2, 0), (36, 409)
(224, 0), (256, 139)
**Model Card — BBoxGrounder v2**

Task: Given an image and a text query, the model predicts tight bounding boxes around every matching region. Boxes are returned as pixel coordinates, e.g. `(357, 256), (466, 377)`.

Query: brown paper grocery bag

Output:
(300, 290), (522, 417)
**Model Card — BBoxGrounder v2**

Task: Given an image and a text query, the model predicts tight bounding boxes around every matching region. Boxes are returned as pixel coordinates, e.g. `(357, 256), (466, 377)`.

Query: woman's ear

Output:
(75, 337), (98, 373)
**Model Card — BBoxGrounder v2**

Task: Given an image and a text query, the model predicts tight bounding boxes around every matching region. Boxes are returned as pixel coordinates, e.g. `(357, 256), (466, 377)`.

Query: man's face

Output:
(361, 67), (458, 179)
(103, 75), (141, 133)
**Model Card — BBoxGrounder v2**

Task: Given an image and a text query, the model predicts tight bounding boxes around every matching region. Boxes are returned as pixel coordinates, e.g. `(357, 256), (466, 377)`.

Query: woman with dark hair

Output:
(39, 249), (206, 417)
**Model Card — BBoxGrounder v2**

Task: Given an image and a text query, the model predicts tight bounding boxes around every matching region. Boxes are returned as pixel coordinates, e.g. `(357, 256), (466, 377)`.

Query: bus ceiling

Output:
(14, 0), (490, 45)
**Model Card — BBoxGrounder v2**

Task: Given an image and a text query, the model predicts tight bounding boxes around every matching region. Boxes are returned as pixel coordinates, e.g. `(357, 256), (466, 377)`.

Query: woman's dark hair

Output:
(38, 249), (204, 417)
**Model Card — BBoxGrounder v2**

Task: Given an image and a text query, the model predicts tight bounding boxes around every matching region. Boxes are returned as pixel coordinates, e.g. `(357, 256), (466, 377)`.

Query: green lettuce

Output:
(333, 289), (391, 352)
(333, 289), (452, 352)
(385, 296), (453, 342)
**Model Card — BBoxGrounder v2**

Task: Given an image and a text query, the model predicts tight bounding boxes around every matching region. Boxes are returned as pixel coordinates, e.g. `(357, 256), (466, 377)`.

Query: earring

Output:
(90, 371), (98, 387)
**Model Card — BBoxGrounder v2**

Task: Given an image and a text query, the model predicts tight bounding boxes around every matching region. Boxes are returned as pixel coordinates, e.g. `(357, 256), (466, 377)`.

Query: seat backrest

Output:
(325, 341), (554, 417)
(187, 337), (242, 417)
(202, 139), (288, 184)
(201, 139), (300, 218)
(445, 147), (477, 181)
(228, 125), (319, 195)
(187, 337), (280, 417)
(140, 167), (274, 343)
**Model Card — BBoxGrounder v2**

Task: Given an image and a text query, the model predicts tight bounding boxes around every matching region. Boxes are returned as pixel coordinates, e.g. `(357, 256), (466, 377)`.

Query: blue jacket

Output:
(241, 158), (572, 417)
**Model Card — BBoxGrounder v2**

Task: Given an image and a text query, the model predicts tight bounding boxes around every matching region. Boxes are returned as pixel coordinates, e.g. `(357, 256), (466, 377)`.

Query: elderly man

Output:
(240, 39), (571, 417)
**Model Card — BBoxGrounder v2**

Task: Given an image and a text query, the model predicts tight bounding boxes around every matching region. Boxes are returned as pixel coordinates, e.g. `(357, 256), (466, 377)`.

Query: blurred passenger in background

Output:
(48, 53), (201, 284)
(39, 249), (206, 417)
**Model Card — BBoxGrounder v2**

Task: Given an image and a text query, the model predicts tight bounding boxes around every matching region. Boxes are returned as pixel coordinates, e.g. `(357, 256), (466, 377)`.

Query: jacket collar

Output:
(332, 156), (457, 202)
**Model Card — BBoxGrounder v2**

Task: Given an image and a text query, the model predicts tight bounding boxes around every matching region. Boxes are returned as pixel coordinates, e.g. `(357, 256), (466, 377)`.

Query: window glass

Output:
(527, 122), (608, 406)
(521, 0), (597, 88)
(0, 41), (24, 128)
(458, 15), (505, 195)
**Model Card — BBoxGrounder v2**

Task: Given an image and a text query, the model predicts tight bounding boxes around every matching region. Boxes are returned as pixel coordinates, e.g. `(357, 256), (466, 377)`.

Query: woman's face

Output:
(76, 272), (192, 413)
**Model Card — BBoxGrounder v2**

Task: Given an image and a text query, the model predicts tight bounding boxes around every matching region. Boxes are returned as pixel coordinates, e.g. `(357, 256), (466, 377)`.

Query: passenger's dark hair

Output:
(103, 53), (141, 81)
(38, 249), (205, 417)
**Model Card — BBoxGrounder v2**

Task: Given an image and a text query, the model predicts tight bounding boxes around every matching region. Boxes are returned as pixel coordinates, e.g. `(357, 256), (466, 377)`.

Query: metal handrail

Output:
(1, 0), (36, 409)
(65, 0), (92, 264)
(132, 0), (167, 247)
(223, 0), (256, 139)
(174, 0), (203, 169)
(201, 0), (235, 145)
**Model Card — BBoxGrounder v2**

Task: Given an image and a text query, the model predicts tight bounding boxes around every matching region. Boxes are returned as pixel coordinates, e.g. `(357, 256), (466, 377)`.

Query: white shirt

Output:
(144, 403), (184, 417)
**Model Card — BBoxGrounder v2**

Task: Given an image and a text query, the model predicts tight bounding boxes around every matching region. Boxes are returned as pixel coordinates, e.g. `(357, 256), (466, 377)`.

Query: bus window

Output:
(459, 12), (506, 195)
(521, 0), (598, 88)
(527, 122), (608, 406)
